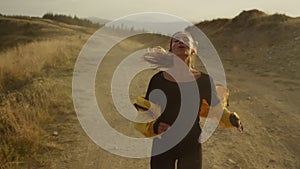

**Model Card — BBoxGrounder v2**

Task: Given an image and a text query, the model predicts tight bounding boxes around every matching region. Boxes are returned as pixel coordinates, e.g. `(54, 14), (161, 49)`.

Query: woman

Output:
(134, 31), (242, 169)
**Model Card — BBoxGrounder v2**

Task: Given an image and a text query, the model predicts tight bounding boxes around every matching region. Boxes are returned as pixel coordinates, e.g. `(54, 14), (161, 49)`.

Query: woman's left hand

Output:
(229, 113), (243, 132)
(236, 120), (243, 132)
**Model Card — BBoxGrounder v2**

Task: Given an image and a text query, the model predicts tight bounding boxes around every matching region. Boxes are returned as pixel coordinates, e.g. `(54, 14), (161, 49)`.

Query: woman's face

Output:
(170, 32), (195, 59)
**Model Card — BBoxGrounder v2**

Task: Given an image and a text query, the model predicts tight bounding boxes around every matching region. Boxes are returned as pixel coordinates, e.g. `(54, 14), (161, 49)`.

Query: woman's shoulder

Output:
(152, 71), (163, 78)
(191, 70), (209, 80)
(148, 71), (164, 82)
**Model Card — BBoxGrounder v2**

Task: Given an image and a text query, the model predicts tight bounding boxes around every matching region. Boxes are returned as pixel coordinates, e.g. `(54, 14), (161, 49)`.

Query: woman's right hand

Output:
(157, 122), (171, 134)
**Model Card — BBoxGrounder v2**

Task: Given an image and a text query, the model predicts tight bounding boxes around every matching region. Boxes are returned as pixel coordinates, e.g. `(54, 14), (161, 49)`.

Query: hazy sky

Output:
(1, 0), (299, 22)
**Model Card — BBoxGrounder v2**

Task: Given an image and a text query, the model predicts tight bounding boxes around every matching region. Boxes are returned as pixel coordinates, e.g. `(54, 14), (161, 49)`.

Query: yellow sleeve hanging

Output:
(133, 96), (159, 137)
(199, 85), (241, 128)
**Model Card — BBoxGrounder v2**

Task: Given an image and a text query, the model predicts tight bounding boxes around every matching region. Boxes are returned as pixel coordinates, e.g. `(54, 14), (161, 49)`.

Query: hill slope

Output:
(0, 15), (96, 168)
(0, 15), (96, 51)
(194, 9), (300, 79)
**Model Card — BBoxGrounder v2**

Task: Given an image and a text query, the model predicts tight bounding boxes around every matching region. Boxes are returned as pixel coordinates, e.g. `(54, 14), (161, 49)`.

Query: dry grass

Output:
(0, 36), (84, 92)
(0, 83), (51, 168)
(0, 35), (88, 168)
(0, 15), (95, 51)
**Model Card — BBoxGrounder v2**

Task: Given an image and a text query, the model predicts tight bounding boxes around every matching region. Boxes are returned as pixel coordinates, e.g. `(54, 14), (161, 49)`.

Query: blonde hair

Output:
(143, 31), (198, 70)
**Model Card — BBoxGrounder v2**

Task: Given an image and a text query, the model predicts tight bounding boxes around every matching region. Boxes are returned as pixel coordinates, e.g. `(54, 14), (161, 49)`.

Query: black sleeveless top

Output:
(145, 71), (219, 143)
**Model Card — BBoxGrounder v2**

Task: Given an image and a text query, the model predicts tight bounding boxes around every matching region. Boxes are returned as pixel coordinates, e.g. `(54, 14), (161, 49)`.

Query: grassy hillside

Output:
(192, 9), (300, 79)
(0, 15), (96, 168)
(0, 15), (97, 51)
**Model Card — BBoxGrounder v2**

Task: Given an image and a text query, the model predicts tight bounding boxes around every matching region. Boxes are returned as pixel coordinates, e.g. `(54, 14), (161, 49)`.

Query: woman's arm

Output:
(199, 76), (243, 131)
(133, 95), (160, 137)
(199, 93), (243, 131)
(133, 75), (162, 137)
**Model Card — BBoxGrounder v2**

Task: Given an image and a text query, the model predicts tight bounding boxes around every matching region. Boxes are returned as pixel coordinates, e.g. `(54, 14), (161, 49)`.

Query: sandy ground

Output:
(48, 33), (299, 169)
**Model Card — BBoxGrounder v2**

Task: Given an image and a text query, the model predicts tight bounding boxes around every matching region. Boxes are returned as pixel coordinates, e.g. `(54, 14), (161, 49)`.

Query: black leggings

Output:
(151, 142), (202, 169)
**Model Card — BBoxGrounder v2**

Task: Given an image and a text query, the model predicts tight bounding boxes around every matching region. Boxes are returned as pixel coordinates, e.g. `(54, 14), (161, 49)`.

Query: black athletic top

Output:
(145, 71), (219, 144)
